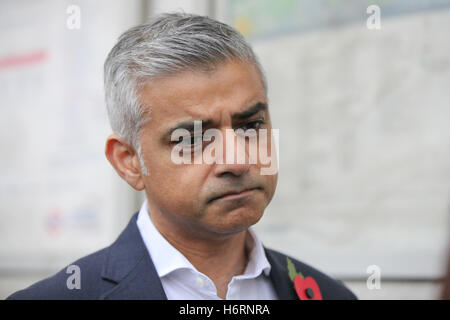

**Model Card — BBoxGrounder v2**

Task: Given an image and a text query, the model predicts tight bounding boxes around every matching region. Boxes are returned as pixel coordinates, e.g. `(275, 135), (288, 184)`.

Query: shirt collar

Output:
(136, 199), (271, 279)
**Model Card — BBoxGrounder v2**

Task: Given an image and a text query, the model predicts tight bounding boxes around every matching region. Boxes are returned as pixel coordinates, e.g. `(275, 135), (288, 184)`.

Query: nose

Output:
(213, 128), (251, 177)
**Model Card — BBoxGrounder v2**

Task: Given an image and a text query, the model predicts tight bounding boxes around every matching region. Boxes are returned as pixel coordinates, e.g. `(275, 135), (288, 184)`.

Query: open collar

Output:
(136, 199), (272, 280)
(98, 207), (296, 300)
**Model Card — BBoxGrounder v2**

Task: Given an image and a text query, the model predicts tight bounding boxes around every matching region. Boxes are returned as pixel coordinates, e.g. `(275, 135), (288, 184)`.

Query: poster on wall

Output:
(0, 0), (139, 272)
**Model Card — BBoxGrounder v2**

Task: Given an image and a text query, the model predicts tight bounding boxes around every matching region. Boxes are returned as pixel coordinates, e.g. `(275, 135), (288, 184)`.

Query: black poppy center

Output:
(305, 288), (314, 298)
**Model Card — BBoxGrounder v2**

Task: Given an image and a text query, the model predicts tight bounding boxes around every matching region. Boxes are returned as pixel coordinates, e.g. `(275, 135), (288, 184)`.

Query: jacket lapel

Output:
(99, 213), (167, 300)
(264, 248), (298, 300)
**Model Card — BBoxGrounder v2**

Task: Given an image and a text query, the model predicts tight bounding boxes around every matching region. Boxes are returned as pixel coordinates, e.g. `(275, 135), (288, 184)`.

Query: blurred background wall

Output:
(0, 0), (449, 299)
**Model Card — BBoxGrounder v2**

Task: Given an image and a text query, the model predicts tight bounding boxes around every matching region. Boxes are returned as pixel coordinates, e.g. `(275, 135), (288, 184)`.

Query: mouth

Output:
(208, 187), (262, 203)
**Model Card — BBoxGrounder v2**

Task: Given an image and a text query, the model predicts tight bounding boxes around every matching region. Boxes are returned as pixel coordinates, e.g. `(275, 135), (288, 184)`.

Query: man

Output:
(8, 13), (356, 300)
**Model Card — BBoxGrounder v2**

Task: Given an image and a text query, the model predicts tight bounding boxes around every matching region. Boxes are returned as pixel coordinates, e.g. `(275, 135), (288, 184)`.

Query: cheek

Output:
(139, 131), (208, 214)
(144, 161), (207, 214)
(262, 173), (278, 202)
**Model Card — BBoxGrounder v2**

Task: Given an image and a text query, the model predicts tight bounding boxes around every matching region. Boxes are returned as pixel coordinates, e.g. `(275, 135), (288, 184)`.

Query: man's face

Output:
(138, 60), (278, 238)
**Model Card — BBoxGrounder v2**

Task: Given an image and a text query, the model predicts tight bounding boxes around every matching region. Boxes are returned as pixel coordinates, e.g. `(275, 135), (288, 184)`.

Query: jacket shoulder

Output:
(265, 248), (357, 300)
(6, 247), (113, 300)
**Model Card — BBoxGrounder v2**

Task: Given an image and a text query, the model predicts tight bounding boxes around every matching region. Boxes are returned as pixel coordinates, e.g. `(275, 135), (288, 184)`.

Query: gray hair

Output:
(104, 12), (267, 175)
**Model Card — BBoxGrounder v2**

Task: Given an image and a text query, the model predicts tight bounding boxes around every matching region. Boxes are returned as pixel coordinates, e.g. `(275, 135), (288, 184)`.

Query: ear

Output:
(105, 133), (145, 190)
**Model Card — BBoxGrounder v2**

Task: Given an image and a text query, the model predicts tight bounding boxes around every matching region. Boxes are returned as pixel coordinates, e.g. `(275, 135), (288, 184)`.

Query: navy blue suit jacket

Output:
(7, 213), (356, 300)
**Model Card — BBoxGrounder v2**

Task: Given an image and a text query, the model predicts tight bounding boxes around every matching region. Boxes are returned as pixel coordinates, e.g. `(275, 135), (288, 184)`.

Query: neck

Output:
(148, 206), (251, 299)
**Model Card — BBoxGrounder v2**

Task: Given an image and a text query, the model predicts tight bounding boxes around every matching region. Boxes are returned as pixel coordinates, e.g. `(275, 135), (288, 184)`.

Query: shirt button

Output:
(195, 276), (205, 287)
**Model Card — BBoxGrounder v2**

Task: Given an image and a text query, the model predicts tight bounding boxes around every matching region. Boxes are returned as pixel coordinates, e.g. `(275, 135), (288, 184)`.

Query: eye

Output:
(179, 134), (203, 147)
(239, 120), (265, 131)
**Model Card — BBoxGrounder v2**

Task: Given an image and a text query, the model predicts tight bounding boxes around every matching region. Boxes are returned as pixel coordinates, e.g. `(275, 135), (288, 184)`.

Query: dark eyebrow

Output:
(232, 102), (267, 120)
(163, 102), (267, 141)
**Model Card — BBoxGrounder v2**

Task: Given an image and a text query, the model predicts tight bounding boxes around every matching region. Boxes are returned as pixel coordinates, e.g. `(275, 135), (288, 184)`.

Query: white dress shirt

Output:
(136, 199), (278, 300)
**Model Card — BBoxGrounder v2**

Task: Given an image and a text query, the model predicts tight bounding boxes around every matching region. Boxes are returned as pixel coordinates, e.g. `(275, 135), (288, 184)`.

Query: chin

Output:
(209, 206), (264, 235)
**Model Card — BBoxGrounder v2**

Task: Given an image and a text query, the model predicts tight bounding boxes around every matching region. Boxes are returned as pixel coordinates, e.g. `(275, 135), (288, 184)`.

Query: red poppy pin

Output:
(287, 257), (323, 300)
